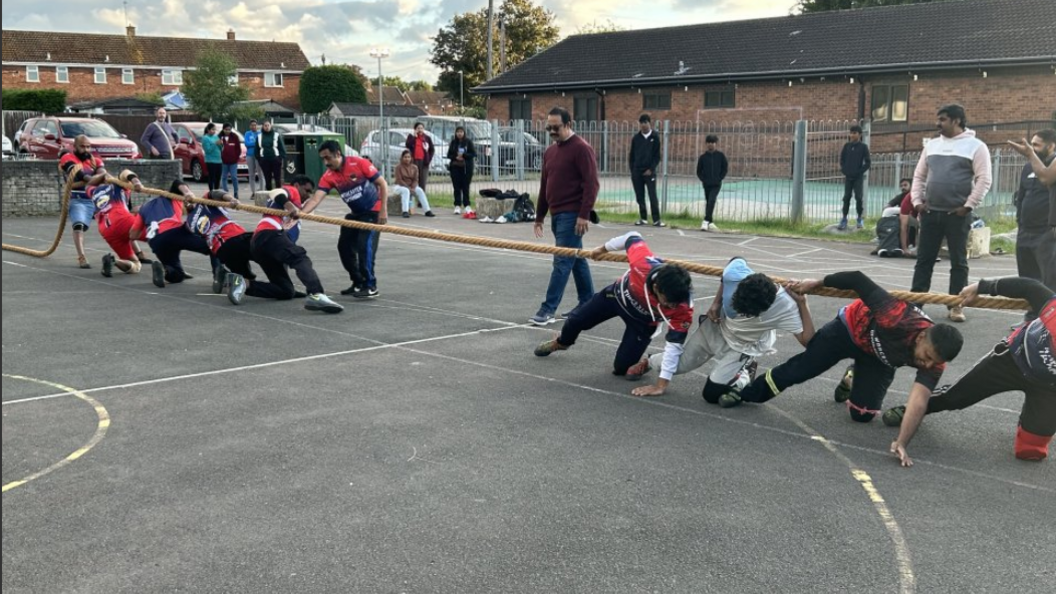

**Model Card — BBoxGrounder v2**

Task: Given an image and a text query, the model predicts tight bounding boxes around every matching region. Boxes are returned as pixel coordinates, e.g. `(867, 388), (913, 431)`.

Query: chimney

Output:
(227, 29), (236, 41)
(126, 25), (136, 38)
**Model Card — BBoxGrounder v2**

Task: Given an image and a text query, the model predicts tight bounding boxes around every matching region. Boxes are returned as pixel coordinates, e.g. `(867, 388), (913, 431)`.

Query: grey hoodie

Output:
(911, 129), (992, 212)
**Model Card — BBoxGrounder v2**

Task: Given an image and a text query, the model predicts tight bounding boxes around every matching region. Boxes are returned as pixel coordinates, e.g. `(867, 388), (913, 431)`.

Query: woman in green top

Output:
(202, 123), (223, 191)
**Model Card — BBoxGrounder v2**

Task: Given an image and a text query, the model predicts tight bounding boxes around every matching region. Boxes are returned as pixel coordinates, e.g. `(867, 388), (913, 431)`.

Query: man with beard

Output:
(1010, 130), (1056, 293)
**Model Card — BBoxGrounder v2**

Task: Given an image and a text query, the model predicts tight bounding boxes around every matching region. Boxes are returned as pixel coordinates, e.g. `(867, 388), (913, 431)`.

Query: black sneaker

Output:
(834, 365), (854, 403)
(212, 266), (229, 294)
(341, 284), (364, 296)
(883, 406), (906, 427)
(151, 260), (166, 288)
(353, 286), (379, 299)
(425, 211), (436, 218)
(101, 254), (115, 278)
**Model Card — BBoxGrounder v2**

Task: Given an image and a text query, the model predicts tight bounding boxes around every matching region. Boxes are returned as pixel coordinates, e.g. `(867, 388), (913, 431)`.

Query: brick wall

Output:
(2, 66), (303, 109)
(2, 158), (181, 217)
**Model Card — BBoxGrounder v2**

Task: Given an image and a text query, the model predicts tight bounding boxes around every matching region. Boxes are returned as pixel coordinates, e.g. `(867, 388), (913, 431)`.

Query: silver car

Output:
(359, 128), (449, 174)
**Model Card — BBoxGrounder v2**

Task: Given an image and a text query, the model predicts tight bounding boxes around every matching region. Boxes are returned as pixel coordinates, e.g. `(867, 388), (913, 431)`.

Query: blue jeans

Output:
(221, 163), (239, 196)
(540, 212), (594, 315)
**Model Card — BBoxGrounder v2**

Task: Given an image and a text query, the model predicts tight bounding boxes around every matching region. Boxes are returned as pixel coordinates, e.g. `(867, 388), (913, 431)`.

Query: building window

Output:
(122, 69), (134, 85)
(228, 74), (239, 86)
(509, 98), (532, 121)
(573, 96), (599, 123)
(704, 88), (735, 109)
(162, 69), (183, 86)
(643, 92), (671, 110)
(872, 84), (909, 123)
(265, 72), (284, 88)
(56, 66), (69, 84)
(26, 65), (40, 83)
(94, 67), (107, 84)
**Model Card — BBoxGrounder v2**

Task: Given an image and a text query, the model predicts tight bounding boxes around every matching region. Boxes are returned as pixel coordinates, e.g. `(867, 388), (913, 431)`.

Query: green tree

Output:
(181, 48), (251, 122)
(431, 0), (559, 108)
(300, 65), (369, 114)
(1, 89), (67, 113)
(409, 80), (434, 92)
(574, 19), (626, 35)
(795, 0), (945, 13)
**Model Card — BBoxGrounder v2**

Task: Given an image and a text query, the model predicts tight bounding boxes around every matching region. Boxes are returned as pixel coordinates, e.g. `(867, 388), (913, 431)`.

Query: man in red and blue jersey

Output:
(59, 135), (108, 269)
(85, 169), (146, 277)
(180, 186), (260, 296)
(299, 140), (389, 299)
(534, 232), (695, 397)
(132, 181), (217, 288)
(886, 277), (1056, 465)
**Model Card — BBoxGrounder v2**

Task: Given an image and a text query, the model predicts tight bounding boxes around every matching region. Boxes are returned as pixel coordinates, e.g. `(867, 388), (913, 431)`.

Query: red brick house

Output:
(476, 0), (1056, 152)
(2, 26), (310, 110)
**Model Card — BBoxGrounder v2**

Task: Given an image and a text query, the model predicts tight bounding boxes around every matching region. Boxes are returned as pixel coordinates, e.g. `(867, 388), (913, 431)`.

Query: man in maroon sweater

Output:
(530, 107), (601, 326)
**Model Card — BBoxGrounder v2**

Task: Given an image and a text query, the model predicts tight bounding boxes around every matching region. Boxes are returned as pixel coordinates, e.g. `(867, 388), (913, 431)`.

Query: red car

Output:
(18, 117), (140, 160)
(173, 122), (248, 182)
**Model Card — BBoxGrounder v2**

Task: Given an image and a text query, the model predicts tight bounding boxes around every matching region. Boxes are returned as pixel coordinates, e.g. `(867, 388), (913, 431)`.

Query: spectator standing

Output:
(219, 124), (242, 198)
(629, 114), (663, 227)
(256, 121), (286, 191)
(394, 150), (434, 218)
(839, 124), (871, 230)
(141, 107), (179, 160)
(530, 107), (599, 326)
(405, 123), (435, 191)
(1011, 129), (1056, 292)
(201, 123), (223, 192)
(448, 126), (476, 215)
(696, 135), (729, 231)
(243, 120), (261, 195)
(911, 104), (993, 323)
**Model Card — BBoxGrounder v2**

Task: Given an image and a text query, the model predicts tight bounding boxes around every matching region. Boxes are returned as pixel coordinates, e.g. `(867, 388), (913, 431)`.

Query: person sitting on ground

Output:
(626, 257), (815, 405)
(728, 271), (965, 429)
(534, 231), (694, 397)
(883, 277), (1055, 466)
(394, 150), (434, 219)
(84, 169), (147, 278)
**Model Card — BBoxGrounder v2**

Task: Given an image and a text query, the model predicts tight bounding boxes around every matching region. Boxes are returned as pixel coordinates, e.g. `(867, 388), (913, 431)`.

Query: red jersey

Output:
(613, 236), (694, 340)
(187, 204), (246, 255)
(256, 185), (303, 234)
(840, 294), (943, 389)
(132, 197), (185, 240)
(317, 157), (382, 215)
(59, 152), (105, 197)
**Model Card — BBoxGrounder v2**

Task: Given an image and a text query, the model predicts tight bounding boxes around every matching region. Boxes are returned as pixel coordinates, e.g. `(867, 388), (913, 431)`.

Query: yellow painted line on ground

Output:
(2, 374), (110, 494)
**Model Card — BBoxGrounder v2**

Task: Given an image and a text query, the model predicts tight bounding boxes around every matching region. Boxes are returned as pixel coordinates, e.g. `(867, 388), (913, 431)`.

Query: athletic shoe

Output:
(718, 392), (743, 408)
(293, 290), (308, 299)
(353, 286), (379, 299)
(454, 207), (462, 215)
(465, 208), (475, 215)
(635, 219), (647, 226)
(890, 248), (904, 258)
(653, 221), (667, 228)
(834, 365), (854, 403)
(402, 212), (411, 218)
(227, 273), (246, 305)
(305, 294), (344, 314)
(425, 211), (435, 218)
(534, 338), (568, 357)
(101, 253), (115, 278)
(700, 221), (711, 232)
(948, 306), (967, 323)
(877, 249), (889, 258)
(151, 260), (166, 288)
(495, 216), (508, 224)
(708, 223), (720, 232)
(479, 216), (493, 223)
(837, 218), (848, 231)
(625, 358), (651, 381)
(341, 284), (363, 296)
(882, 406), (906, 427)
(856, 218), (865, 230)
(212, 266), (229, 294)
(529, 311), (556, 326)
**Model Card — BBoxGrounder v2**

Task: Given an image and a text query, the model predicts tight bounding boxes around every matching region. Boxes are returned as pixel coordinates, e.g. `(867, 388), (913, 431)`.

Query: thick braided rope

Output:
(1, 164), (80, 258)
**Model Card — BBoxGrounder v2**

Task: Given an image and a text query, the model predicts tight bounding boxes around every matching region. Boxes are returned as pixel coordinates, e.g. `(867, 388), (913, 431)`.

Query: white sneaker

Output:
(700, 221), (710, 232)
(495, 216), (508, 224)
(454, 207), (462, 215)
(305, 294), (344, 314)
(479, 216), (493, 223)
(708, 223), (719, 232)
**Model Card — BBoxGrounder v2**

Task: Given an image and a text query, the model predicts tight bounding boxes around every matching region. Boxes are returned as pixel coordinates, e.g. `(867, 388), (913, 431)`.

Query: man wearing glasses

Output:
(530, 107), (600, 326)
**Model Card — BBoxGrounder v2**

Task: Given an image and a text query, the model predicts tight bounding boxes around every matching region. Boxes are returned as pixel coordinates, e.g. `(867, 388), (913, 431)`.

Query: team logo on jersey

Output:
(196, 215), (211, 236)
(92, 192), (111, 210)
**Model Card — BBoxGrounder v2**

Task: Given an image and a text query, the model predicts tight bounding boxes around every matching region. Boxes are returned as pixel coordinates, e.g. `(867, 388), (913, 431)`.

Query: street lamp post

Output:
(369, 47), (390, 176)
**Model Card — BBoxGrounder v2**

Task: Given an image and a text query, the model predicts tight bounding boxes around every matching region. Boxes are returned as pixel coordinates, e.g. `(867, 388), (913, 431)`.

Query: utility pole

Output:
(499, 17), (506, 73)
(486, 0), (495, 80)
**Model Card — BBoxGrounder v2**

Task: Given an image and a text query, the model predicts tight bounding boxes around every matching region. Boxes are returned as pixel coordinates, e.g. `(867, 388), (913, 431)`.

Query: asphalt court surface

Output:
(3, 204), (1054, 593)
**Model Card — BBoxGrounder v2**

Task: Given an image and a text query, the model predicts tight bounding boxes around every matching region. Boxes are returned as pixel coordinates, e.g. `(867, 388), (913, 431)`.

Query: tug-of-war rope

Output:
(2, 169), (1029, 312)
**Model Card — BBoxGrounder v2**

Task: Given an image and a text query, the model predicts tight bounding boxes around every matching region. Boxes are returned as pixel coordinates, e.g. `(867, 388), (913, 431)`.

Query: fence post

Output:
(791, 120), (808, 224)
(601, 121), (610, 175)
(990, 148), (1002, 208)
(515, 119), (525, 182)
(862, 121), (872, 218)
(661, 120), (671, 217)
(491, 119), (500, 182)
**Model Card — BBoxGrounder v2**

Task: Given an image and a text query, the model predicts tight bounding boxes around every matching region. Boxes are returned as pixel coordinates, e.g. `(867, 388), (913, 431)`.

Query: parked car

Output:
(13, 120), (31, 146)
(2, 135), (13, 158)
(359, 128), (448, 174)
(272, 123), (359, 157)
(18, 117), (140, 160)
(172, 122), (248, 183)
(498, 128), (545, 171)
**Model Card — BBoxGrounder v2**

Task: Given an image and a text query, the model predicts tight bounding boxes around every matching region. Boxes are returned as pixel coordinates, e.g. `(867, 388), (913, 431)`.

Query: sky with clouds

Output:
(2, 1), (792, 82)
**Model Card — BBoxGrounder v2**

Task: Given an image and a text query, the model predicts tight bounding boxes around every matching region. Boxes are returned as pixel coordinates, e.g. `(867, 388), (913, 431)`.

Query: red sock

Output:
(1014, 426), (1052, 461)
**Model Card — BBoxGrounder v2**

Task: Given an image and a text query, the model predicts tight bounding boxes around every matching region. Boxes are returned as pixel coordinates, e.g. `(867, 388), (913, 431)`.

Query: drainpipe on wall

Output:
(857, 78), (867, 122)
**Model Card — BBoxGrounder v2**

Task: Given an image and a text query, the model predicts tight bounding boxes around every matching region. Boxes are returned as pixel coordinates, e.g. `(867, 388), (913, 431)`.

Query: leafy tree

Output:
(300, 65), (369, 114)
(795, 0), (945, 13)
(181, 48), (251, 122)
(431, 0), (559, 107)
(574, 19), (626, 35)
(409, 80), (434, 92)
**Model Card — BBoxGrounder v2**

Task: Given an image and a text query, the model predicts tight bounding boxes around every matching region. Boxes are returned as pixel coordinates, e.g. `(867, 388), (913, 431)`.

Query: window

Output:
(55, 66), (69, 84)
(509, 98), (532, 121)
(176, 126), (193, 144)
(33, 120), (57, 137)
(94, 67), (107, 84)
(122, 69), (134, 85)
(704, 88), (735, 109)
(228, 73), (239, 86)
(643, 92), (671, 110)
(26, 65), (39, 83)
(872, 84), (909, 123)
(265, 72), (283, 88)
(573, 96), (599, 123)
(162, 69), (183, 86)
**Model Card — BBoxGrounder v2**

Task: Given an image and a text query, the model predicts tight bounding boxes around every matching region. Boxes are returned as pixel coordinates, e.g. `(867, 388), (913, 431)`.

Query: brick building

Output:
(476, 0), (1056, 153)
(1, 27), (310, 110)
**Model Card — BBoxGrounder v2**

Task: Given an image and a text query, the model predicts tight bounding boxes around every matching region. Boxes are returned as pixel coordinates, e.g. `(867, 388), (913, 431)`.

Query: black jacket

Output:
(840, 141), (871, 179)
(696, 151), (729, 187)
(629, 131), (661, 173)
(447, 137), (476, 174)
(1016, 155), (1056, 231)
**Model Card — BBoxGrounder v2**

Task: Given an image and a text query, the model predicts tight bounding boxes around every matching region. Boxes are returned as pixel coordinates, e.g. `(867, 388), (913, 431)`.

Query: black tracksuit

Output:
(629, 131), (662, 223)
(840, 141), (871, 219)
(1015, 155), (1056, 291)
(447, 138), (476, 208)
(696, 151), (729, 224)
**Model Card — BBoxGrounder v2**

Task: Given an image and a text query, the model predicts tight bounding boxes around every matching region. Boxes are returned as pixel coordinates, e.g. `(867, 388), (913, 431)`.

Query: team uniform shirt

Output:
(1011, 296), (1056, 385)
(59, 152), (105, 199)
(133, 197), (186, 241)
(186, 199), (247, 255)
(605, 232), (694, 381)
(832, 272), (943, 389)
(255, 185), (303, 242)
(718, 258), (804, 357)
(87, 183), (137, 259)
(317, 157), (382, 215)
